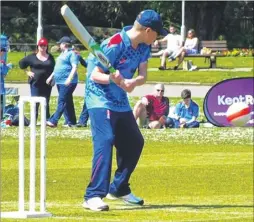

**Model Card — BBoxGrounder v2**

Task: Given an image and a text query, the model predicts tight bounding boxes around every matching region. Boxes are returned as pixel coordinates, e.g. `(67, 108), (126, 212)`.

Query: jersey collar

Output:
(120, 26), (133, 48)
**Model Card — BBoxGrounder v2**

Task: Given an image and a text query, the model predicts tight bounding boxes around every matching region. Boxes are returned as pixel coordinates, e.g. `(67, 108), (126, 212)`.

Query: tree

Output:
(222, 1), (254, 48)
(183, 1), (227, 40)
(1, 1), (253, 48)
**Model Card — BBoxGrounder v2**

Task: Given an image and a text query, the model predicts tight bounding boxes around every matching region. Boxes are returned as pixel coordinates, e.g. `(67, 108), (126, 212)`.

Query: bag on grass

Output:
(5, 104), (19, 117)
(5, 104), (30, 126)
(11, 114), (30, 126)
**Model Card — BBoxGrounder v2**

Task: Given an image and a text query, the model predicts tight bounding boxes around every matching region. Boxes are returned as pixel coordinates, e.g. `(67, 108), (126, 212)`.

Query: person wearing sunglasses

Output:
(0, 34), (12, 120)
(19, 37), (55, 120)
(172, 29), (199, 70)
(133, 83), (169, 129)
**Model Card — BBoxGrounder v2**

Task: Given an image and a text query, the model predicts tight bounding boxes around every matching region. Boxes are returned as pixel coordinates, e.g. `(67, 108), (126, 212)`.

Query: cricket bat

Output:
(61, 4), (115, 74)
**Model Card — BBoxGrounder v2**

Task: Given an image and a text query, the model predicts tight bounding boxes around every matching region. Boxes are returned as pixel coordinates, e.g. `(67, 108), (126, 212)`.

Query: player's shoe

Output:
(82, 197), (109, 211)
(106, 193), (144, 206)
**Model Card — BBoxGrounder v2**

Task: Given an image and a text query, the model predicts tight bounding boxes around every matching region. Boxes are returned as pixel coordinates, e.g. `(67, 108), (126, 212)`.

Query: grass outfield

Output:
(1, 127), (253, 221)
(1, 97), (253, 221)
(5, 52), (253, 84)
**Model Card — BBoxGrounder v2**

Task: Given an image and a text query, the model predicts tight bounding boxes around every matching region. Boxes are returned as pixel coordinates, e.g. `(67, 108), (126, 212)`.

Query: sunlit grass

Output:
(6, 52), (254, 84)
(1, 96), (253, 221)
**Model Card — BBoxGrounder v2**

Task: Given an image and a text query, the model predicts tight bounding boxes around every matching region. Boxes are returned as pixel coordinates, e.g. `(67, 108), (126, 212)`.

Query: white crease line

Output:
(53, 216), (83, 220)
(1, 201), (253, 216)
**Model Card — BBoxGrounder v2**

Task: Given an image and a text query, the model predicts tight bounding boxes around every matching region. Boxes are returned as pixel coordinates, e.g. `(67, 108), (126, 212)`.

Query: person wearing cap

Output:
(133, 83), (169, 129)
(0, 34), (12, 120)
(82, 9), (166, 211)
(46, 36), (79, 127)
(166, 89), (200, 128)
(19, 37), (55, 120)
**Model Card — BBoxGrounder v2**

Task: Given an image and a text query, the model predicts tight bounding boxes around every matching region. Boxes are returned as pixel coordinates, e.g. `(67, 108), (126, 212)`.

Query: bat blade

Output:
(61, 4), (115, 73)
(61, 5), (93, 50)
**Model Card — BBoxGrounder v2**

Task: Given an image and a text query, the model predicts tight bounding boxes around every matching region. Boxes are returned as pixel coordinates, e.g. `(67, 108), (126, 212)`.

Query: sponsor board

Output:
(204, 77), (254, 127)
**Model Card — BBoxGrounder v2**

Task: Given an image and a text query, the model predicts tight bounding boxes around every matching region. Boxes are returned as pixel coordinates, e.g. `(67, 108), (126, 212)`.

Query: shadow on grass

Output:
(156, 66), (246, 71)
(115, 203), (254, 211)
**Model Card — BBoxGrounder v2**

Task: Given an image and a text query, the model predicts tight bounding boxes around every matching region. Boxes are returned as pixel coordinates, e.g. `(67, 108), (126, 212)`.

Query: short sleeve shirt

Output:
(166, 34), (182, 51)
(53, 49), (79, 84)
(86, 26), (151, 112)
(145, 95), (169, 121)
(19, 53), (55, 86)
(175, 100), (199, 121)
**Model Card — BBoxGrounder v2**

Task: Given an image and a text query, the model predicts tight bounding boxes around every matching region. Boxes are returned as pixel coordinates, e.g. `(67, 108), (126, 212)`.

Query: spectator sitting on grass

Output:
(133, 84), (169, 129)
(166, 89), (200, 128)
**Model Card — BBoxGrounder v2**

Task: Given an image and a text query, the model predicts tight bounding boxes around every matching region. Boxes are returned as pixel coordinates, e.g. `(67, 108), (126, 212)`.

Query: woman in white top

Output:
(183, 29), (198, 54)
(172, 29), (199, 70)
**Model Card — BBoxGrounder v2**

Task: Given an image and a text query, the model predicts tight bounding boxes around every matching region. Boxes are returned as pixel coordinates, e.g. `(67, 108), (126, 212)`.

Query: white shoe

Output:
(82, 197), (109, 211)
(106, 193), (118, 200)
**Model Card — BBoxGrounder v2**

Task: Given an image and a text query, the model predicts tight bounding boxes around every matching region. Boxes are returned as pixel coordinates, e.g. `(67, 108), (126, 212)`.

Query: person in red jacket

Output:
(133, 83), (169, 129)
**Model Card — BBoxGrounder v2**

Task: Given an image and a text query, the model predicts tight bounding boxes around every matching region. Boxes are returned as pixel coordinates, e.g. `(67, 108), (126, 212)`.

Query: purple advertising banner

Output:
(204, 77), (254, 127)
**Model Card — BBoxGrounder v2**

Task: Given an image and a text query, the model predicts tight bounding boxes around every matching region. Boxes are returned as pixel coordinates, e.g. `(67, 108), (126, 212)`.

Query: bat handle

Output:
(109, 66), (116, 74)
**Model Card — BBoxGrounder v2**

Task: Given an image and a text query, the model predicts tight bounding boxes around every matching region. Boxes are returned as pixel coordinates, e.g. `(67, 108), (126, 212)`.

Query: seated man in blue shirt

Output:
(166, 89), (200, 128)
